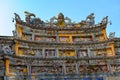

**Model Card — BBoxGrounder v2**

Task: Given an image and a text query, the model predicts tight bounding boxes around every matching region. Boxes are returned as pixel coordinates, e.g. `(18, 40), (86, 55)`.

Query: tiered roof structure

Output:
(0, 11), (120, 80)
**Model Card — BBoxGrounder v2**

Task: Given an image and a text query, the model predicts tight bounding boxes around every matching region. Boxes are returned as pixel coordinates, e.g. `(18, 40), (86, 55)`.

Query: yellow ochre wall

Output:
(16, 24), (25, 39)
(107, 42), (115, 56)
(59, 34), (73, 43)
(101, 29), (108, 40)
(58, 34), (76, 57)
(18, 49), (24, 55)
(6, 59), (9, 76)
(6, 59), (15, 76)
(58, 50), (76, 57)
(14, 41), (19, 56)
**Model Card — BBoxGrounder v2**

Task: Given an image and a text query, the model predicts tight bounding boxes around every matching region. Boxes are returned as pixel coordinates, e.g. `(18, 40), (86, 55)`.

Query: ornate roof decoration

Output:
(86, 13), (95, 26)
(109, 32), (115, 39)
(13, 11), (109, 29)
(50, 13), (71, 27)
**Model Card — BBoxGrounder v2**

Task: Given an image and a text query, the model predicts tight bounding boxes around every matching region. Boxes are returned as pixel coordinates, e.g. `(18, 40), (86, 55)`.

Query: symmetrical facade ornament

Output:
(0, 12), (120, 80)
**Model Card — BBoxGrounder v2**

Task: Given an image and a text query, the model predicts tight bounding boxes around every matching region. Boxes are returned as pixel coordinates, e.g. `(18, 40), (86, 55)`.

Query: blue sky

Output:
(0, 0), (120, 37)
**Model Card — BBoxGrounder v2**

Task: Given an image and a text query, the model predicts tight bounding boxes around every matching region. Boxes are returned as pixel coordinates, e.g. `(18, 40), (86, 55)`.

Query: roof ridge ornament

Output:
(13, 12), (110, 29)
(86, 13), (95, 26)
(101, 16), (108, 24)
(50, 13), (71, 27)
(109, 32), (115, 39)
(24, 11), (36, 23)
(24, 11), (44, 28)
(14, 13), (21, 23)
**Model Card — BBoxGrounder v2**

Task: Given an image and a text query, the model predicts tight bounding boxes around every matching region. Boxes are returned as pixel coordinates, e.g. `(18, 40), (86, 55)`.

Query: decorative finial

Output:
(50, 13), (71, 27)
(86, 13), (95, 26)
(14, 13), (21, 23)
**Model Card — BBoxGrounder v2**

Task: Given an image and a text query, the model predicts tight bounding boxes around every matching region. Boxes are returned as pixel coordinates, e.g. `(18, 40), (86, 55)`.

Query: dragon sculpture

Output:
(24, 11), (44, 27)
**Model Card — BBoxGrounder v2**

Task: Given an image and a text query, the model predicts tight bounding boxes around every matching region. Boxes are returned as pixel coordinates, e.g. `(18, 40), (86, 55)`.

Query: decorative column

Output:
(75, 62), (79, 74)
(32, 33), (35, 41)
(27, 65), (31, 79)
(107, 63), (111, 74)
(87, 48), (91, 58)
(56, 36), (59, 43)
(75, 48), (78, 58)
(42, 48), (45, 57)
(92, 33), (96, 41)
(63, 62), (66, 74)
(56, 48), (59, 58)
(76, 62), (80, 79)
